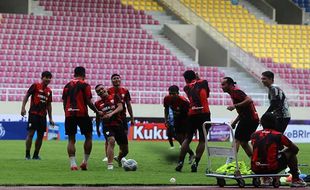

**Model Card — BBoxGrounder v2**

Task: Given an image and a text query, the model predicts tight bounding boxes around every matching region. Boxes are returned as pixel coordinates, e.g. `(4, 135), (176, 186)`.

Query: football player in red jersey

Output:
(21, 71), (54, 160)
(176, 70), (211, 172)
(62, 67), (102, 171)
(95, 84), (128, 170)
(221, 77), (259, 161)
(251, 112), (306, 187)
(108, 74), (134, 134)
(164, 85), (195, 162)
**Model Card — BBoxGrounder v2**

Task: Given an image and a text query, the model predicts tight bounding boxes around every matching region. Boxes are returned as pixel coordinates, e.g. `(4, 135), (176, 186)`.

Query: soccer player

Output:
(21, 71), (54, 160)
(163, 85), (195, 162)
(107, 74), (133, 162)
(261, 71), (291, 133)
(108, 73), (134, 133)
(176, 70), (211, 172)
(62, 66), (102, 171)
(95, 84), (128, 170)
(251, 112), (307, 187)
(221, 77), (259, 159)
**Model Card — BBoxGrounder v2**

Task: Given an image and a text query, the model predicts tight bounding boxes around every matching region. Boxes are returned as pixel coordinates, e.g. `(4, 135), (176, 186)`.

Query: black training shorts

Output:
(104, 125), (128, 145)
(187, 113), (211, 142)
(235, 117), (259, 142)
(27, 114), (47, 133)
(65, 116), (92, 136)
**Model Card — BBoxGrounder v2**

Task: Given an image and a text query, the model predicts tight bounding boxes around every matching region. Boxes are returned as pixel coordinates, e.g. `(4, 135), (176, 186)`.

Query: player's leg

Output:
(282, 150), (306, 187)
(191, 113), (210, 172)
(167, 126), (174, 148)
(115, 127), (129, 167)
(107, 136), (116, 169)
(25, 114), (37, 159)
(176, 132), (195, 164)
(239, 141), (252, 157)
(176, 118), (195, 171)
(79, 117), (93, 170)
(25, 129), (35, 160)
(276, 117), (290, 133)
(33, 116), (47, 159)
(65, 117), (78, 170)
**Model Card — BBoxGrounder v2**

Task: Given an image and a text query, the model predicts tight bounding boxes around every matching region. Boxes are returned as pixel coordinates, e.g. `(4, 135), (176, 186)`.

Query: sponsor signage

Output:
(0, 122), (27, 140)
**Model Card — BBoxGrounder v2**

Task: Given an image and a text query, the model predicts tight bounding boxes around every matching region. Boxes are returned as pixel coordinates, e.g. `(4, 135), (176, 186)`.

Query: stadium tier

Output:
(120, 0), (164, 11)
(292, 0), (310, 12)
(180, 0), (310, 94)
(0, 0), (225, 104)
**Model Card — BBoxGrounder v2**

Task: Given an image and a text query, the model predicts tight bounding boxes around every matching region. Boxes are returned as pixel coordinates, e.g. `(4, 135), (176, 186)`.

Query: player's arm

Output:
(126, 100), (134, 125)
(21, 85), (35, 116)
(266, 87), (281, 113)
(164, 106), (169, 127)
(47, 101), (54, 126)
(86, 98), (101, 116)
(104, 103), (123, 119)
(227, 96), (253, 111)
(280, 135), (299, 154)
(96, 115), (101, 137)
(231, 115), (240, 129)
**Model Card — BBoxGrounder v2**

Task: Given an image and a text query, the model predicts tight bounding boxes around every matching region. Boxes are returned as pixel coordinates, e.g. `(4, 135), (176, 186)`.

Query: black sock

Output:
(195, 157), (201, 165)
(168, 137), (174, 147)
(33, 150), (39, 157)
(26, 150), (30, 157)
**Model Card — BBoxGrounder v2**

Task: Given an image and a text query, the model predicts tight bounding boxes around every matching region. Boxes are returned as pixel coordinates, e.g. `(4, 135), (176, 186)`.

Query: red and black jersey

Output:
(251, 129), (292, 172)
(163, 95), (189, 125)
(108, 87), (131, 120)
(95, 94), (122, 128)
(27, 83), (52, 117)
(62, 79), (92, 117)
(229, 87), (259, 121)
(184, 79), (210, 116)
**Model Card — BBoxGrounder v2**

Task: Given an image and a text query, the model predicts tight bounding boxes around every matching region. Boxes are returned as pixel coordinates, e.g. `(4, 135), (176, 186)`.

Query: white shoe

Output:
(121, 157), (127, 167)
(102, 157), (108, 162)
(107, 164), (114, 170)
(170, 146), (175, 150)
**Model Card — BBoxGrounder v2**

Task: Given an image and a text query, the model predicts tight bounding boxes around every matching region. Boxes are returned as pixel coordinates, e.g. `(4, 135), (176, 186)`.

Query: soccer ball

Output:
(123, 159), (138, 171)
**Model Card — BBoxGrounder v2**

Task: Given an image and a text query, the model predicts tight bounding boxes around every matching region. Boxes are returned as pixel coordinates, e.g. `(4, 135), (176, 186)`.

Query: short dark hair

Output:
(260, 112), (277, 130)
(223, 77), (237, 86)
(95, 84), (104, 90)
(183, 70), (196, 82)
(168, 85), (179, 94)
(111, 73), (120, 79)
(41, 71), (52, 78)
(262, 71), (274, 80)
(74, 66), (86, 77)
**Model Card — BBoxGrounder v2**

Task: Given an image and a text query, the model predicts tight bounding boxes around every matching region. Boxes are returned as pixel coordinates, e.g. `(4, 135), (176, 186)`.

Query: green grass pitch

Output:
(0, 141), (309, 185)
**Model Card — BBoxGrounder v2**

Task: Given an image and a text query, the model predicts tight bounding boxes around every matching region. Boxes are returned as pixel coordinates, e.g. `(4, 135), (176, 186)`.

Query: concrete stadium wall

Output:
(196, 26), (228, 67)
(0, 0), (28, 14)
(164, 24), (196, 46)
(265, 0), (303, 24)
(163, 24), (198, 62)
(246, 0), (275, 21)
(0, 102), (309, 120)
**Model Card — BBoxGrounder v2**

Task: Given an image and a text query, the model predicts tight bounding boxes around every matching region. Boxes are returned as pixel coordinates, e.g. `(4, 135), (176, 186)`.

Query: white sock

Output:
(69, 156), (77, 167)
(83, 154), (90, 163)
(107, 163), (113, 170)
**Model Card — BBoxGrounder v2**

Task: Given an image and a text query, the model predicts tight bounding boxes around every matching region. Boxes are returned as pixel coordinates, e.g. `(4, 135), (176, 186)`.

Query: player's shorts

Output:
(104, 125), (128, 145)
(187, 113), (211, 142)
(27, 114), (47, 133)
(276, 117), (290, 133)
(174, 119), (189, 134)
(235, 117), (259, 142)
(252, 152), (287, 174)
(122, 118), (129, 132)
(65, 116), (92, 136)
